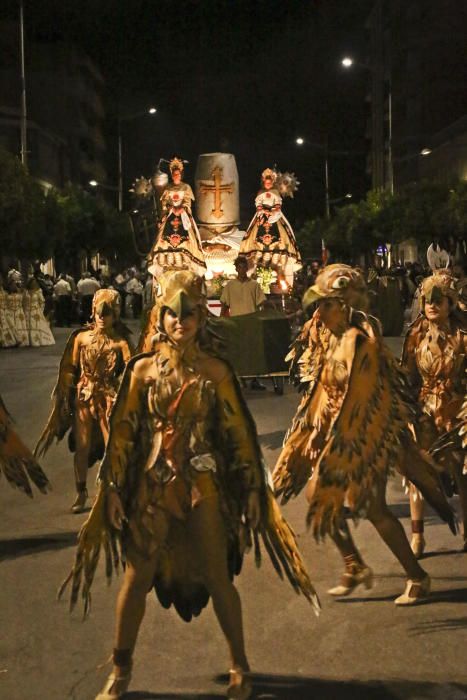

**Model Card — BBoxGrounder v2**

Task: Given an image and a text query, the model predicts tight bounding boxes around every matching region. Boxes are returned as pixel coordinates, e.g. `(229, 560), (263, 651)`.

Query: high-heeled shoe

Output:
(95, 667), (132, 700)
(71, 487), (88, 514)
(394, 573), (430, 606)
(327, 566), (374, 597)
(410, 533), (426, 559)
(227, 666), (252, 700)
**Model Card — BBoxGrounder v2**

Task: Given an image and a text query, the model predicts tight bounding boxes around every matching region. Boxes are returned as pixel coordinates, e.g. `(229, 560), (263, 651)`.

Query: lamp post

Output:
(341, 56), (393, 194)
(295, 138), (360, 218)
(19, 0), (28, 168)
(118, 107), (157, 212)
(295, 136), (331, 218)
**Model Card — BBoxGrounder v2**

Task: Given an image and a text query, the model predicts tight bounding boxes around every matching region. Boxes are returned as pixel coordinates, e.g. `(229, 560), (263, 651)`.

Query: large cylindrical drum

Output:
(195, 153), (239, 228)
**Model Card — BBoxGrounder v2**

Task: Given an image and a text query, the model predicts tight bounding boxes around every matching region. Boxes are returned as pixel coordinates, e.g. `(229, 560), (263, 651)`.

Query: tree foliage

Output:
(296, 180), (467, 262)
(0, 147), (135, 271)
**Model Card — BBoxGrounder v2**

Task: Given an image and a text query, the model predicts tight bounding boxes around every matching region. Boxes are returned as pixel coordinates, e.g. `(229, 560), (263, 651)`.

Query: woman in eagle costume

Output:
(401, 270), (466, 556)
(35, 289), (132, 513)
(59, 270), (318, 700)
(273, 264), (456, 607)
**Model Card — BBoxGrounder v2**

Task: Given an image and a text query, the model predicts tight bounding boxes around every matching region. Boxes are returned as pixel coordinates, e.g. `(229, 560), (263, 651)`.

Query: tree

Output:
(0, 147), (51, 263)
(296, 180), (467, 263)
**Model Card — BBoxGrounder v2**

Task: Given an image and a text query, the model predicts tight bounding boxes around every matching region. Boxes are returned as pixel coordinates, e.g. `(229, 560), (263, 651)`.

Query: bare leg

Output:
(367, 480), (426, 581)
(189, 494), (249, 672)
(113, 546), (160, 655)
(328, 517), (373, 596)
(454, 467), (467, 550)
(409, 482), (425, 557)
(74, 403), (93, 485)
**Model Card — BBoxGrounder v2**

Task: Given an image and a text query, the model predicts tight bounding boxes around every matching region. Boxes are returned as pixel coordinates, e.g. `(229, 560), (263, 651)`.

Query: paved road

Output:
(0, 328), (466, 700)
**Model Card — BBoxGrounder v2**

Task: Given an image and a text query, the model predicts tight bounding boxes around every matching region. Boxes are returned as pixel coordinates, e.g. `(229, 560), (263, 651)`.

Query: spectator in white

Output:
(221, 256), (267, 390)
(143, 273), (154, 311)
(53, 273), (73, 326)
(125, 272), (144, 318)
(221, 256), (266, 316)
(427, 239), (450, 270)
(77, 271), (100, 324)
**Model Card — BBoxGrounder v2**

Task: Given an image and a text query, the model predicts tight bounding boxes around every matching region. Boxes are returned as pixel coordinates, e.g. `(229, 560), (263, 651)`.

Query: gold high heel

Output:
(394, 573), (431, 606)
(328, 565), (374, 597)
(227, 666), (252, 700)
(95, 667), (132, 700)
(71, 487), (88, 514)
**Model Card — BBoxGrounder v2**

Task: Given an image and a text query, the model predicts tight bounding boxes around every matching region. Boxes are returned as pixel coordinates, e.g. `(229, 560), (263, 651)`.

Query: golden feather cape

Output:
(0, 393), (49, 497)
(273, 313), (456, 540)
(59, 346), (320, 619)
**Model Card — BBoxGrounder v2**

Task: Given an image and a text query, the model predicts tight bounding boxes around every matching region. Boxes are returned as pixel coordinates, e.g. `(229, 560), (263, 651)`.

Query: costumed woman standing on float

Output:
(273, 264), (456, 606)
(149, 157), (206, 278)
(59, 271), (318, 700)
(35, 289), (133, 513)
(240, 167), (301, 284)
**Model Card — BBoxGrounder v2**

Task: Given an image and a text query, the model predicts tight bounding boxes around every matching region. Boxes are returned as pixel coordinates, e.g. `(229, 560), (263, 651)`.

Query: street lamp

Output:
(420, 148), (432, 156)
(295, 136), (331, 218)
(340, 55), (393, 194)
(118, 106), (157, 212)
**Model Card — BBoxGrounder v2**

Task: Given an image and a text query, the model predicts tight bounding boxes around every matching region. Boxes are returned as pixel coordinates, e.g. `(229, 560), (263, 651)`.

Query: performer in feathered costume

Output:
(240, 168), (301, 283)
(149, 157), (206, 278)
(35, 289), (132, 513)
(273, 264), (456, 606)
(59, 270), (319, 700)
(401, 270), (466, 556)
(0, 393), (49, 496)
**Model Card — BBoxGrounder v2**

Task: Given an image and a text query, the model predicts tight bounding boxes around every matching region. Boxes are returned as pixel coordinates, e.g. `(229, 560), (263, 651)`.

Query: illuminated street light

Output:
(118, 106), (158, 211)
(342, 57), (353, 68)
(296, 137), (304, 145)
(89, 179), (98, 187)
(420, 148), (432, 156)
(345, 193), (352, 198)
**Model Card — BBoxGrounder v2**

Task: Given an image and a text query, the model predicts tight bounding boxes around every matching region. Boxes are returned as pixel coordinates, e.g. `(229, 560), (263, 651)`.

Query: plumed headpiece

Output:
(155, 270), (207, 328)
(302, 264), (369, 312)
(92, 289), (121, 319)
(261, 167), (277, 183)
(169, 157), (184, 174)
(420, 270), (459, 308)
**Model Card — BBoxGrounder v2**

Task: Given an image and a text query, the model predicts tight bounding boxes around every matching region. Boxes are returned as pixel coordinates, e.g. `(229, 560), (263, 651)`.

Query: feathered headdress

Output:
(302, 264), (369, 312)
(420, 270), (459, 308)
(155, 270), (207, 329)
(91, 289), (122, 318)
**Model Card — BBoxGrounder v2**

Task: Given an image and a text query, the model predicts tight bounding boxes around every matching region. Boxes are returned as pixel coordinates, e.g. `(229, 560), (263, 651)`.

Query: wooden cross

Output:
(199, 166), (233, 219)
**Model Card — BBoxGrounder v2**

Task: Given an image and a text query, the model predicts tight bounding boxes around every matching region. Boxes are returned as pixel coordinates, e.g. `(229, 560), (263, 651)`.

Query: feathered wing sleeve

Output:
(400, 318), (424, 391)
(216, 372), (266, 494)
(34, 329), (81, 458)
(306, 334), (412, 538)
(273, 315), (327, 502)
(58, 357), (147, 615)
(0, 394), (50, 497)
(216, 372), (320, 612)
(306, 335), (456, 539)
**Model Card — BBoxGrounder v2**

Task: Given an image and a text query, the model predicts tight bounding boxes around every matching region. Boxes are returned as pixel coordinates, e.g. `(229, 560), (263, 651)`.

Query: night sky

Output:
(2, 0), (373, 224)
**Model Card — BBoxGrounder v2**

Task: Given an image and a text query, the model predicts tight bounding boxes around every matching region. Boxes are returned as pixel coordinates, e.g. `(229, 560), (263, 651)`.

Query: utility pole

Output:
(19, 0), (28, 168)
(324, 139), (330, 219)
